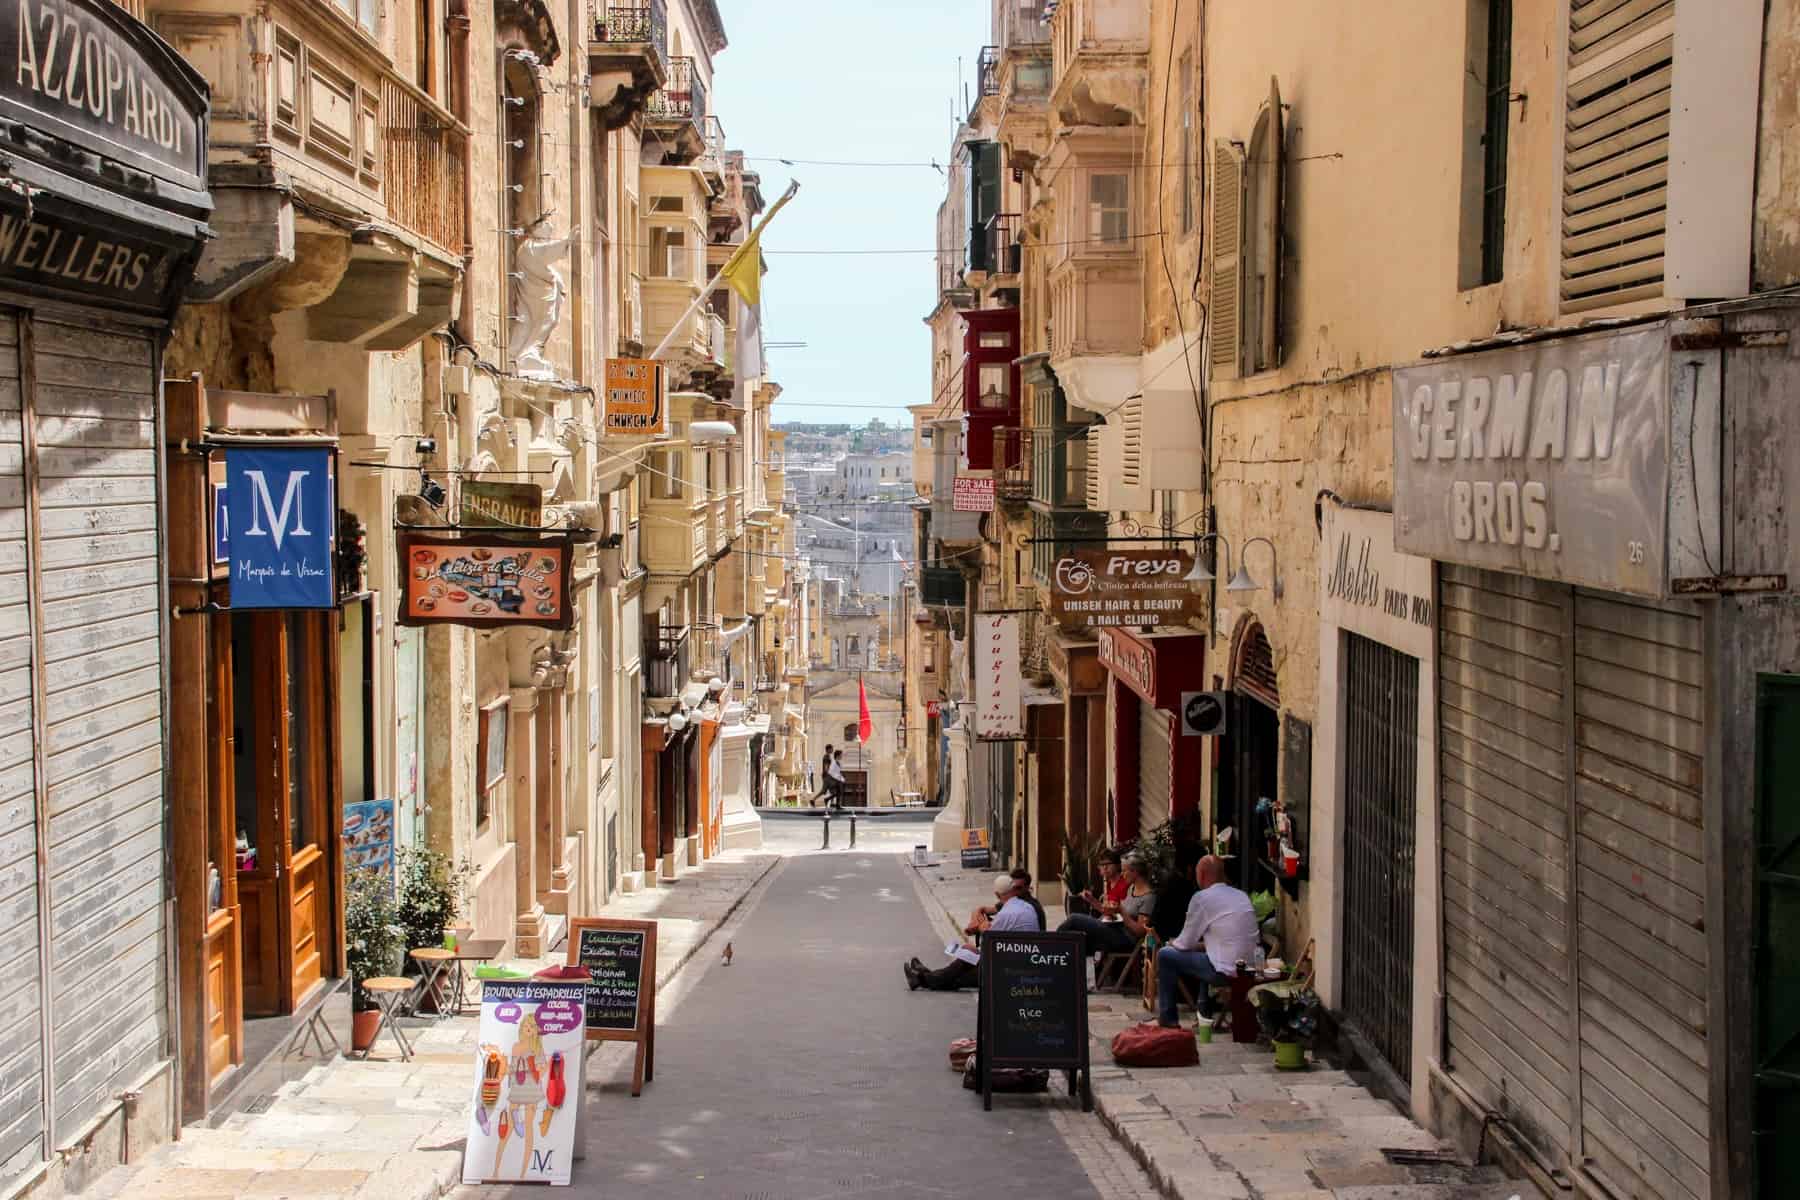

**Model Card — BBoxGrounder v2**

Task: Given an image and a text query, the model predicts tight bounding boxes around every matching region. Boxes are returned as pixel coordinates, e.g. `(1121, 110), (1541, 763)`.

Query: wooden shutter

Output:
(1208, 141), (1244, 375)
(1560, 0), (1674, 313)
(1256, 75), (1284, 369)
(1119, 396), (1143, 489)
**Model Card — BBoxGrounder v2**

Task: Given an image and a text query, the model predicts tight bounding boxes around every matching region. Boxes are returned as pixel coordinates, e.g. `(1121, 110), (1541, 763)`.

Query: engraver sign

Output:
(1390, 326), (1707, 597)
(224, 447), (336, 609)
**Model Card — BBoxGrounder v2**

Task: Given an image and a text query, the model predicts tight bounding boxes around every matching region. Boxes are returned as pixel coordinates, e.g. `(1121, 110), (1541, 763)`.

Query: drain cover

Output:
(240, 1094), (276, 1115)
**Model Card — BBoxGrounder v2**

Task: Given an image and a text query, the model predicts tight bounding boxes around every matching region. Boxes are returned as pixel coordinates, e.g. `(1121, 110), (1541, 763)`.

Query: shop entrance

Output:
(1340, 633), (1419, 1085)
(228, 611), (337, 1019)
(1755, 674), (1800, 1197)
(1217, 623), (1281, 892)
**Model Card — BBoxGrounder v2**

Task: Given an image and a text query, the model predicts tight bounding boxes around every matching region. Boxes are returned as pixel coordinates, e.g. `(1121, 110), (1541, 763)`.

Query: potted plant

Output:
(1249, 945), (1319, 1070)
(1060, 832), (1103, 915)
(396, 847), (475, 957)
(345, 866), (405, 1050)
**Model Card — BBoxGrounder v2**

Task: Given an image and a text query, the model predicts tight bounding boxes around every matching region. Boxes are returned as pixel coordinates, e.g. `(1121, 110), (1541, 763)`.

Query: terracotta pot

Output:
(351, 1008), (382, 1052)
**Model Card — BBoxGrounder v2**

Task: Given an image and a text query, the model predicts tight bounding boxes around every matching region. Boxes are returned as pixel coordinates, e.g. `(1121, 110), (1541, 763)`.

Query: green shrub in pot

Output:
(345, 867), (405, 1011)
(395, 847), (476, 958)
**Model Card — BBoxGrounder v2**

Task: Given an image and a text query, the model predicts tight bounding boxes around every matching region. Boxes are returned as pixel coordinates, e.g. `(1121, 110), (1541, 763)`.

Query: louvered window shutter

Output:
(1560, 0), (1673, 313)
(1209, 141), (1245, 376)
(1120, 396), (1144, 488)
(1258, 76), (1284, 370)
(1085, 435), (1101, 510)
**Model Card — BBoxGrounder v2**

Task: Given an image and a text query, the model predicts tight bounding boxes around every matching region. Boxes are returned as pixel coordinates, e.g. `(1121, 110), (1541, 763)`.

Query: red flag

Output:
(857, 677), (873, 744)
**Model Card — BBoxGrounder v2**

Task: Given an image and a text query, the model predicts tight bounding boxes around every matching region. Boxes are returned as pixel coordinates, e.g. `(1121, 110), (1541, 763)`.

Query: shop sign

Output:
(952, 475), (995, 512)
(460, 479), (542, 530)
(342, 797), (394, 879)
(1097, 628), (1157, 705)
(959, 827), (991, 869)
(0, 205), (181, 312)
(1392, 326), (1680, 596)
(460, 979), (587, 1185)
(1180, 691), (1227, 737)
(1320, 503), (1435, 659)
(0, 0), (207, 192)
(1049, 548), (1204, 630)
(398, 532), (574, 630)
(224, 446), (335, 609)
(973, 613), (1022, 739)
(604, 357), (664, 435)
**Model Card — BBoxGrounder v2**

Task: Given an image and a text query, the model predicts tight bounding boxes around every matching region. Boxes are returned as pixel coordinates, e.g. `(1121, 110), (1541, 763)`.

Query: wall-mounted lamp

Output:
(668, 710), (689, 732)
(1230, 537), (1279, 596)
(1182, 532), (1228, 585)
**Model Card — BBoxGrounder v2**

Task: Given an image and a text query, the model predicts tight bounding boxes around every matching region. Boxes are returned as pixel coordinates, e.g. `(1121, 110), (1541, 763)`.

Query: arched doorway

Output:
(1217, 620), (1282, 891)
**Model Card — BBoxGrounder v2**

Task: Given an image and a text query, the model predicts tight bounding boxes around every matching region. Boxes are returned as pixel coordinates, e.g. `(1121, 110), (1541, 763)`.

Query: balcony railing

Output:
(986, 212), (1022, 276)
(594, 0), (666, 58)
(381, 77), (468, 255)
(976, 45), (1001, 98)
(993, 427), (1033, 502)
(648, 55), (706, 122)
(647, 624), (690, 699)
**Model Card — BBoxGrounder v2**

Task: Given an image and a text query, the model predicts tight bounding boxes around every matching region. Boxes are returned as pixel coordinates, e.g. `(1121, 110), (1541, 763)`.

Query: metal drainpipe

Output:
(448, 0), (475, 342)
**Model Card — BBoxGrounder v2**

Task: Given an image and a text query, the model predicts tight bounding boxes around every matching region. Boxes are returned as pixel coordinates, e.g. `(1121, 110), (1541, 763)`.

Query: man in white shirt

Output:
(1154, 855), (1258, 1027)
(906, 874), (1042, 990)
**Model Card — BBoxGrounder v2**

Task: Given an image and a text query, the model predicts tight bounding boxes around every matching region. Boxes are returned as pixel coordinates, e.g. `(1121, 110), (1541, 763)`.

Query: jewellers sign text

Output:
(1392, 327), (1670, 595)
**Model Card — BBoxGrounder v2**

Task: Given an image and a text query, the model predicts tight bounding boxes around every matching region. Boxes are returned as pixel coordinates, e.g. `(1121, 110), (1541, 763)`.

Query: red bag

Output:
(948, 1038), (978, 1072)
(1110, 1023), (1199, 1068)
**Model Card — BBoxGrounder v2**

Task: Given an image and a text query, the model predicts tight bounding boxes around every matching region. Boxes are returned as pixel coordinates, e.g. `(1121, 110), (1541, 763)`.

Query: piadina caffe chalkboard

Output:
(566, 917), (657, 1096)
(976, 930), (1092, 1111)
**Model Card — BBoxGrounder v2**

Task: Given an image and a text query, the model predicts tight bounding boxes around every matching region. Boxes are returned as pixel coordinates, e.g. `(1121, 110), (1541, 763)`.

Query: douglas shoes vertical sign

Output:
(225, 447), (336, 609)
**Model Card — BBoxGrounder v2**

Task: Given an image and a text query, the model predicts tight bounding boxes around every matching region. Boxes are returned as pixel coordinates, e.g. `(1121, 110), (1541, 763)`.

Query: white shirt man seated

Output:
(1152, 855), (1258, 1027)
(905, 874), (1041, 991)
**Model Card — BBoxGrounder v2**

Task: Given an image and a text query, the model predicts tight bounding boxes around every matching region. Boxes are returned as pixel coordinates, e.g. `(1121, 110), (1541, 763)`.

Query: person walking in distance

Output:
(828, 749), (847, 808)
(812, 744), (835, 805)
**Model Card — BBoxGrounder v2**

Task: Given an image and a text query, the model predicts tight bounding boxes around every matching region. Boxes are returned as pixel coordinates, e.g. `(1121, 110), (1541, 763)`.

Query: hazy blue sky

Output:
(711, 0), (988, 428)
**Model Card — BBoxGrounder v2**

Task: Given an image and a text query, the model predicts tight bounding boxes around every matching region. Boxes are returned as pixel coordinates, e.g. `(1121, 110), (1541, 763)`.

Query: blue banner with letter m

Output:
(225, 447), (335, 608)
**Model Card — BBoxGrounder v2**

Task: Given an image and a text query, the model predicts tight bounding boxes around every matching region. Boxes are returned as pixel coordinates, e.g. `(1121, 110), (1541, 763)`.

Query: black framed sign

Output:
(976, 930), (1092, 1111)
(567, 917), (657, 1096)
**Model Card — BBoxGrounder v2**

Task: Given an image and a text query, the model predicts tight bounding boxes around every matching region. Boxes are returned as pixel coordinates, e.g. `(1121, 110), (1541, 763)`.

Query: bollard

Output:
(848, 811), (858, 848)
(820, 811), (831, 849)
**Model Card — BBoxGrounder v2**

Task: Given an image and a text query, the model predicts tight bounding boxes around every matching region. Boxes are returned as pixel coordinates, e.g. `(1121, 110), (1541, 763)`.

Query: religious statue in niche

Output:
(509, 213), (573, 380)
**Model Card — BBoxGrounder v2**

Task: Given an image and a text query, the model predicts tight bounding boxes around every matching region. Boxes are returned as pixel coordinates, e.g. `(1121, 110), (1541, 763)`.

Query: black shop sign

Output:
(976, 930), (1092, 1111)
(567, 917), (658, 1097)
(0, 0), (207, 193)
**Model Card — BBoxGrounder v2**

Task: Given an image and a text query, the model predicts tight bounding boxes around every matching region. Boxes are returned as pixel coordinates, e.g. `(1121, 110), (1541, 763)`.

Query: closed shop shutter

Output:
(31, 318), (165, 1140)
(1138, 701), (1172, 832)
(0, 310), (41, 1183)
(1571, 589), (1708, 1200)
(1437, 563), (1576, 1168)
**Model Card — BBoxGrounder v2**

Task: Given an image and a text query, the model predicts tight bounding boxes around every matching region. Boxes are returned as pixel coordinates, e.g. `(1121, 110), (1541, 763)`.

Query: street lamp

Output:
(1182, 532), (1230, 585)
(1229, 537), (1279, 595)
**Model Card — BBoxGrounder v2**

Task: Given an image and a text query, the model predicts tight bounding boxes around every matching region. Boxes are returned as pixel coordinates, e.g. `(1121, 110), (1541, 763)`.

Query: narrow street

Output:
(464, 822), (1155, 1200)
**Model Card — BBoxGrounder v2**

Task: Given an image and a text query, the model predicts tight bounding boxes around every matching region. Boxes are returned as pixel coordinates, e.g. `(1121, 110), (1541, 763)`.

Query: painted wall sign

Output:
(460, 479), (543, 530)
(1319, 503), (1435, 662)
(460, 979), (587, 1185)
(0, 0), (207, 191)
(1049, 548), (1205, 630)
(952, 475), (995, 513)
(604, 357), (664, 435)
(1097, 627), (1156, 706)
(0, 203), (182, 312)
(1390, 325), (1711, 596)
(398, 532), (574, 630)
(224, 446), (336, 609)
(973, 613), (1022, 739)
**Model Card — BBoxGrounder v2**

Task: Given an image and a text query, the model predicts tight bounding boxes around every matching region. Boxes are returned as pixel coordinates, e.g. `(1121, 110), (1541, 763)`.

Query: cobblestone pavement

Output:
(461, 847), (1159, 1200)
(913, 859), (1527, 1200)
(87, 849), (779, 1200)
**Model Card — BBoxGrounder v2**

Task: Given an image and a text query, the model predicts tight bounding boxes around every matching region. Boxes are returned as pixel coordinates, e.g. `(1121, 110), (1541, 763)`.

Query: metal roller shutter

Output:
(1437, 562), (1576, 1168)
(1138, 700), (1171, 832)
(1571, 589), (1708, 1200)
(0, 310), (41, 1186)
(30, 318), (166, 1141)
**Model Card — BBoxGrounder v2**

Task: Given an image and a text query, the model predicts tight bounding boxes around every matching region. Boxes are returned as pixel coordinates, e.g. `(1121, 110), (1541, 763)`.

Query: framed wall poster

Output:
(479, 697), (509, 796)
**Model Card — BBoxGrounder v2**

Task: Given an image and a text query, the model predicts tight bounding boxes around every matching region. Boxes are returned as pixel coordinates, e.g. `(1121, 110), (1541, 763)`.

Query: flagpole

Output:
(649, 179), (801, 362)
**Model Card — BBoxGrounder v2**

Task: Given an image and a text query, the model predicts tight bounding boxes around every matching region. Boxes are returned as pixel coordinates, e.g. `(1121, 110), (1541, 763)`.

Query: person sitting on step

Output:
(905, 873), (1042, 991)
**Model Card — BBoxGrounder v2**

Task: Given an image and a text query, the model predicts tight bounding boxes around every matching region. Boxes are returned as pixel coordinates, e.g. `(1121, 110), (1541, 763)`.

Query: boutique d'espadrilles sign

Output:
(462, 979), (587, 1186)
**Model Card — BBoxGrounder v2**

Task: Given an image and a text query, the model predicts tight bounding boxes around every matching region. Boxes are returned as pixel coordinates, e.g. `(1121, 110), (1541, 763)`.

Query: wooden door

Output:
(278, 612), (329, 1010)
(232, 613), (285, 1017)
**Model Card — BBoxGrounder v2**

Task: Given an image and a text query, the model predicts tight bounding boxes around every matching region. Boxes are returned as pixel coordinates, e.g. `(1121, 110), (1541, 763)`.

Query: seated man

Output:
(906, 873), (1042, 991)
(1154, 855), (1258, 1027)
(961, 867), (1044, 936)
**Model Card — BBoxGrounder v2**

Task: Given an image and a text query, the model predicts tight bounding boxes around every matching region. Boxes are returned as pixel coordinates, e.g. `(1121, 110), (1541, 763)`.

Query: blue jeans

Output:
(1156, 946), (1222, 1027)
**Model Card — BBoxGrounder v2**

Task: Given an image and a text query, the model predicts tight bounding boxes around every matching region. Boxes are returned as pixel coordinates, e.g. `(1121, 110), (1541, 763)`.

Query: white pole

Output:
(649, 180), (800, 362)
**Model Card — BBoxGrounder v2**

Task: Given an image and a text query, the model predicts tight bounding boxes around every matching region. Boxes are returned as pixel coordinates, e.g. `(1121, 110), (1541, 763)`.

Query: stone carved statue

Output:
(509, 214), (573, 380)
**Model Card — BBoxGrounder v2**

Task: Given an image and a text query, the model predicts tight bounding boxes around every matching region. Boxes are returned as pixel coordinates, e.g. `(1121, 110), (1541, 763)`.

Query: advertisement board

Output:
(224, 446), (336, 608)
(973, 614), (1022, 739)
(605, 358), (665, 435)
(398, 532), (574, 630)
(952, 476), (995, 513)
(461, 979), (587, 1185)
(1048, 548), (1204, 630)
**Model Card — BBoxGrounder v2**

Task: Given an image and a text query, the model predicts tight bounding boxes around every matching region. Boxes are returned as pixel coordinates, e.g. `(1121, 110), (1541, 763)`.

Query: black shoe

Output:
(908, 957), (924, 971)
(904, 963), (922, 991)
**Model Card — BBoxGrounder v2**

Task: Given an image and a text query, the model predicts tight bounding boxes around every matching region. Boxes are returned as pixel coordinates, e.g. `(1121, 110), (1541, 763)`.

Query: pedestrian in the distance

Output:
(812, 744), (834, 805)
(828, 749), (847, 807)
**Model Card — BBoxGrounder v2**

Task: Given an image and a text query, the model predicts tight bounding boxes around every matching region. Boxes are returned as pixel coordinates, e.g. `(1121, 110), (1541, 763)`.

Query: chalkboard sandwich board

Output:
(976, 930), (1091, 1111)
(566, 917), (657, 1096)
